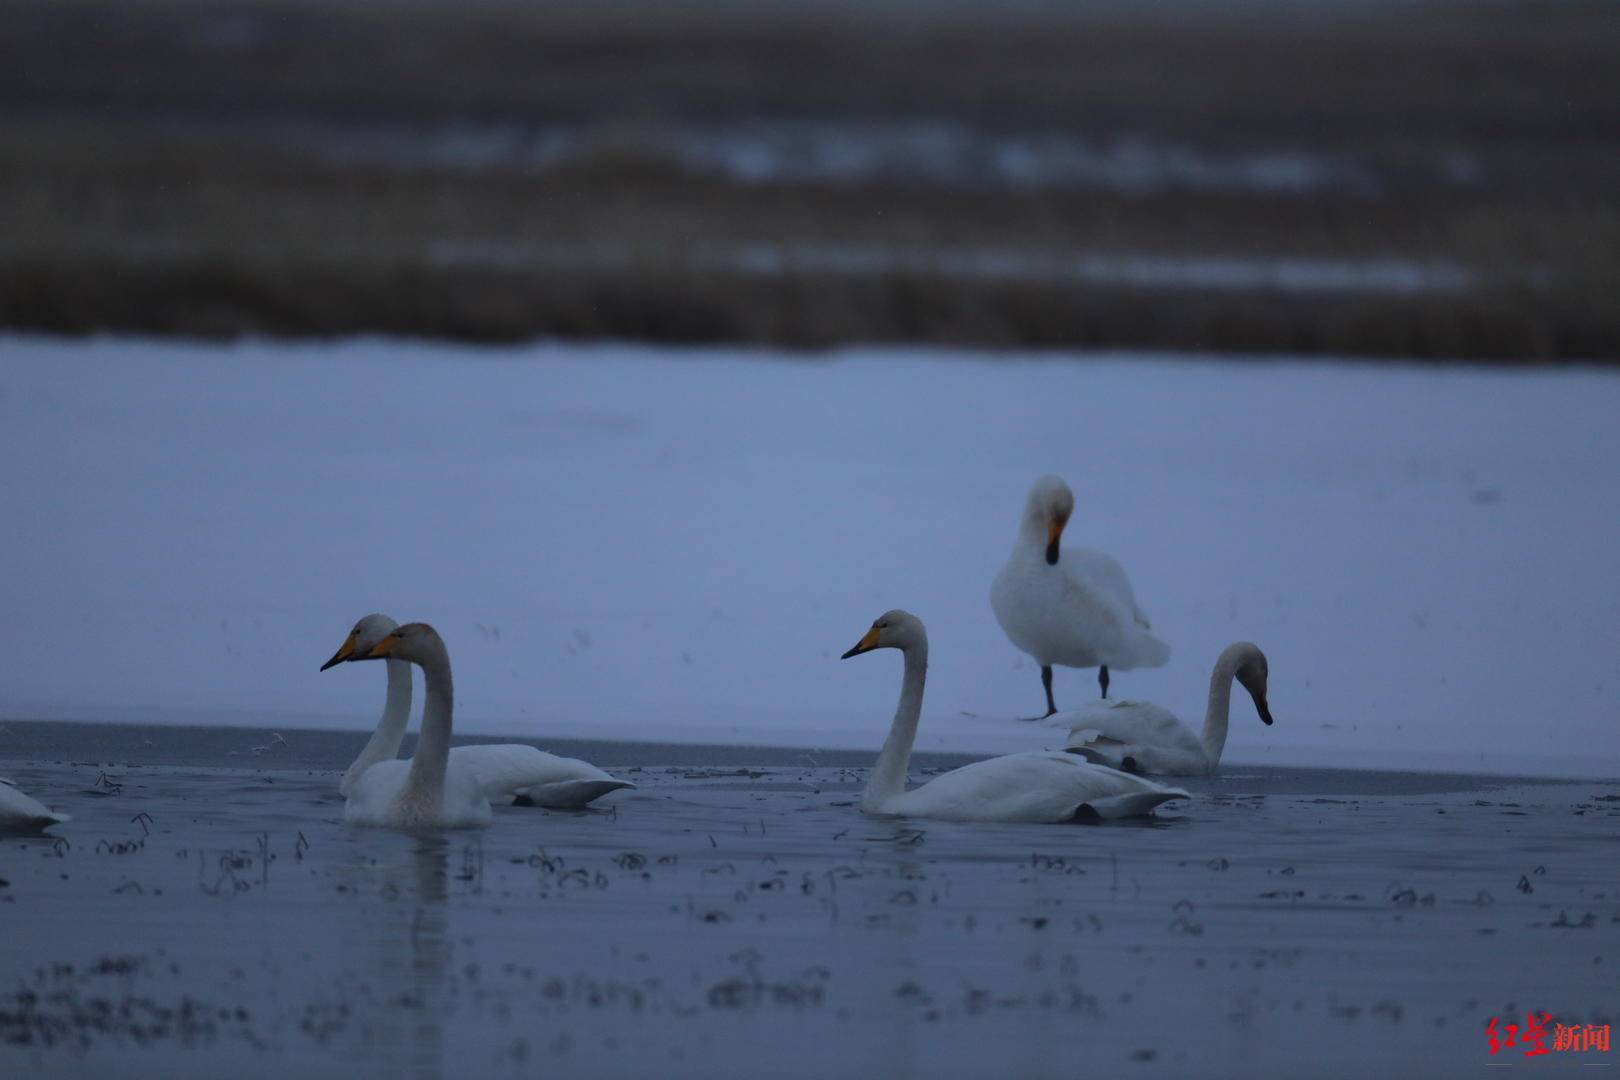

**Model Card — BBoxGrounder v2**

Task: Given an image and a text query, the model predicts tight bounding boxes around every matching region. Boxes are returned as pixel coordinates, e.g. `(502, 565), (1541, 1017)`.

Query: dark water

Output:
(1, 746), (1616, 1078)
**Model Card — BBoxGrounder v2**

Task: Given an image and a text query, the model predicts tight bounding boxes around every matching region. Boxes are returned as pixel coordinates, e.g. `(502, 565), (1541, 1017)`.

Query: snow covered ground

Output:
(1, 335), (1615, 777)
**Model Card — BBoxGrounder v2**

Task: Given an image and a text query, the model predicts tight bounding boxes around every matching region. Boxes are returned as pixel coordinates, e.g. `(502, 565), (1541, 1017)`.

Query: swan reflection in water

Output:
(358, 834), (453, 1080)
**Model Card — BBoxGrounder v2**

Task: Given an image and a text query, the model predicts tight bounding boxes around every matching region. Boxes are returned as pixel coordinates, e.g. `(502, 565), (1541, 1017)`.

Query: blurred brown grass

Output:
(1, 0), (1616, 361)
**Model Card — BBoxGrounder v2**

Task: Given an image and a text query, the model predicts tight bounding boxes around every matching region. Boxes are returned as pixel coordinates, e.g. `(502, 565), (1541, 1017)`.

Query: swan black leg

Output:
(1019, 665), (1058, 721)
(1098, 665), (1110, 699)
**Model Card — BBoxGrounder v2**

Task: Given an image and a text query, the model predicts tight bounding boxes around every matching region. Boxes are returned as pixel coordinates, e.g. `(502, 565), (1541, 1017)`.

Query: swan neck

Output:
(864, 644), (928, 809)
(405, 650), (454, 796)
(342, 658), (413, 794)
(1201, 651), (1241, 769)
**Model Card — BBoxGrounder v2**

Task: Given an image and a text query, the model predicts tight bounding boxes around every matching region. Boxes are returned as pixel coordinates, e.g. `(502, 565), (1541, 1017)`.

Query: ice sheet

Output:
(1, 335), (1616, 777)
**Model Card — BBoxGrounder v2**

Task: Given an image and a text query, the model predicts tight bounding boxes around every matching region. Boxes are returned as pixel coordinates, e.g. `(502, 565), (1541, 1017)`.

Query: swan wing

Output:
(1056, 699), (1208, 775)
(1059, 699), (1197, 746)
(449, 745), (635, 808)
(878, 751), (1186, 823)
(992, 547), (1169, 670)
(1062, 549), (1169, 666)
(1061, 548), (1148, 626)
(0, 778), (71, 832)
(518, 777), (637, 808)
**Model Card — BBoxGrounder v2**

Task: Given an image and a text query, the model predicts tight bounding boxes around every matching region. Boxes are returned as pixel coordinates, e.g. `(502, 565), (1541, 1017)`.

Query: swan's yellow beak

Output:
(319, 632), (359, 672)
(1045, 516), (1066, 565)
(841, 625), (882, 659)
(365, 634), (400, 660)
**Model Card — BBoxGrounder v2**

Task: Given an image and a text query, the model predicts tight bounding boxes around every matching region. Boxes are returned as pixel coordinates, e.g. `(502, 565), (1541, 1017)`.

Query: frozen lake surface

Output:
(1, 335), (1617, 778)
(0, 738), (1615, 1078)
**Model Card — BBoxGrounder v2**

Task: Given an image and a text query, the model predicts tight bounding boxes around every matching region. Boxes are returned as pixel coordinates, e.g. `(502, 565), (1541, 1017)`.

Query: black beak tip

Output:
(840, 646), (861, 660)
(1044, 542), (1059, 565)
(1259, 704), (1274, 726)
(319, 656), (342, 672)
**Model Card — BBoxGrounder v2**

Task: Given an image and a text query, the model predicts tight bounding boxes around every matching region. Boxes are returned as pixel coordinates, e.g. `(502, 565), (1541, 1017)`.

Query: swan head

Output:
(1226, 642), (1273, 726)
(320, 613), (400, 671)
(364, 621), (447, 666)
(840, 609), (927, 658)
(1023, 475), (1075, 565)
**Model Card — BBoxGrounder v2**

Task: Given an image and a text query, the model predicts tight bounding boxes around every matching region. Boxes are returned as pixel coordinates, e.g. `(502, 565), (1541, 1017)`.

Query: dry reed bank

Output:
(1, 0), (1615, 360)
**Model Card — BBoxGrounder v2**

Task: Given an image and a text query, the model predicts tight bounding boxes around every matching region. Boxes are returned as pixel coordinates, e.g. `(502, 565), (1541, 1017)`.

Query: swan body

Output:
(0, 778), (71, 832)
(344, 758), (492, 829)
(842, 610), (1186, 823)
(991, 475), (1169, 713)
(341, 623), (493, 830)
(1060, 642), (1273, 776)
(324, 614), (633, 808)
(446, 745), (633, 808)
(869, 748), (1190, 823)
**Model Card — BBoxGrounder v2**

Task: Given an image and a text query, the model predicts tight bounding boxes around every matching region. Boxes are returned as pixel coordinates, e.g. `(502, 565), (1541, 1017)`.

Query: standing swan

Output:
(0, 778), (71, 833)
(344, 623), (492, 829)
(1060, 642), (1273, 776)
(323, 614), (633, 808)
(991, 475), (1169, 716)
(841, 610), (1186, 823)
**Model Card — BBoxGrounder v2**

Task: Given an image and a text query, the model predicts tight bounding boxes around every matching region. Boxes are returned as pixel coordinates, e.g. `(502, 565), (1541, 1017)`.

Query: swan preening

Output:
(1060, 642), (1273, 776)
(0, 777), (71, 833)
(991, 475), (1169, 716)
(842, 610), (1186, 823)
(322, 614), (633, 811)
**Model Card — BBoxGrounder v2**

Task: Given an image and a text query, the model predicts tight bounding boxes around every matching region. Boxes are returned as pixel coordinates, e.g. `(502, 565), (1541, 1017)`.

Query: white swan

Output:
(343, 622), (493, 829)
(841, 610), (1186, 823)
(0, 777), (71, 833)
(991, 474), (1169, 716)
(323, 614), (633, 808)
(1057, 642), (1273, 776)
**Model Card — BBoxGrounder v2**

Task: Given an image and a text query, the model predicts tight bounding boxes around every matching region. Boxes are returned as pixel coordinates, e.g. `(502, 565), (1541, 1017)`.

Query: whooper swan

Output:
(841, 609), (1186, 823)
(1058, 642), (1274, 776)
(323, 614), (633, 808)
(991, 474), (1169, 716)
(342, 623), (492, 829)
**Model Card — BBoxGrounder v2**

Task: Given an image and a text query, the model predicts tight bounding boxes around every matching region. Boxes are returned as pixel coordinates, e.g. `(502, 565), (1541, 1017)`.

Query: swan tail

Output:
(1077, 788), (1187, 821)
(512, 778), (636, 809)
(3, 811), (71, 833)
(1130, 633), (1170, 669)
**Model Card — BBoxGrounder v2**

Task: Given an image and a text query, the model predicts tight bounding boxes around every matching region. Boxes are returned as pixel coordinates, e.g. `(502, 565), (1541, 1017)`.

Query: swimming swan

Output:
(991, 474), (1169, 715)
(0, 778), (71, 833)
(343, 622), (493, 829)
(323, 614), (633, 808)
(841, 610), (1187, 822)
(1058, 642), (1274, 776)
